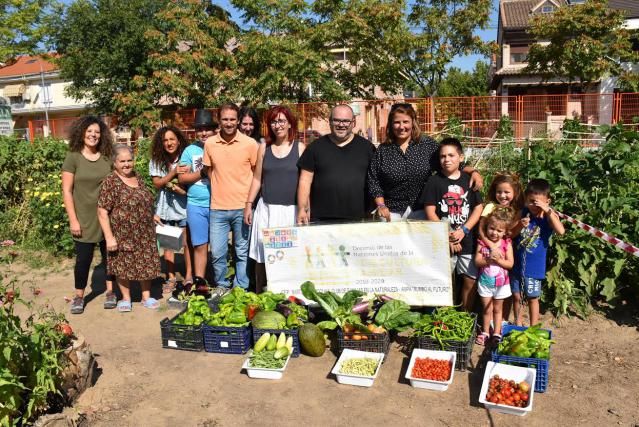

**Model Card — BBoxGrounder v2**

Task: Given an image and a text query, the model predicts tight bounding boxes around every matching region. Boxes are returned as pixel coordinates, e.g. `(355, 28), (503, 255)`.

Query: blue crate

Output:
(203, 325), (252, 354)
(491, 325), (553, 392)
(252, 328), (300, 357)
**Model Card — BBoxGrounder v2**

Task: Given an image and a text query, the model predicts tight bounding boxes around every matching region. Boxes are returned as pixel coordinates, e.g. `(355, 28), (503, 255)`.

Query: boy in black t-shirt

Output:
(420, 138), (483, 311)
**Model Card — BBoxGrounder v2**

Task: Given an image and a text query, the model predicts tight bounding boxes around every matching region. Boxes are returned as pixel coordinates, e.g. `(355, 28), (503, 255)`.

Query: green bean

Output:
(249, 350), (286, 369)
(411, 307), (475, 348)
(339, 358), (379, 376)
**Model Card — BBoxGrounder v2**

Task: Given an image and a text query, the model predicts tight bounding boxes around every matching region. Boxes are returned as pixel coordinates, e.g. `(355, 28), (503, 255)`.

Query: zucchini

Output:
(266, 334), (277, 351)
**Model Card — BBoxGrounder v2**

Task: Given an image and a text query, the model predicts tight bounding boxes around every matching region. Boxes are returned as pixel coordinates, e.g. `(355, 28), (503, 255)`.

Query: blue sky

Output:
(215, 0), (500, 72)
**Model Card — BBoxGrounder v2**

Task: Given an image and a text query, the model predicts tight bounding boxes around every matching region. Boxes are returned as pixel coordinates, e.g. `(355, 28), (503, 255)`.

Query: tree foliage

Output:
(525, 0), (639, 91)
(0, 0), (59, 63)
(118, 0), (238, 130)
(317, 0), (494, 97)
(50, 0), (169, 124)
(437, 60), (490, 97)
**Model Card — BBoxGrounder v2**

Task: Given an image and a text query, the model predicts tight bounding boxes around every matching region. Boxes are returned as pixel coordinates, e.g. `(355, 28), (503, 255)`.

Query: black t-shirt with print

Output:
(298, 135), (376, 221)
(419, 172), (482, 254)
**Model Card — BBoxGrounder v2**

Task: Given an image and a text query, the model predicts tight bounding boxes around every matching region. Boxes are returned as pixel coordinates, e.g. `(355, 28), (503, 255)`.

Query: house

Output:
(492, 0), (639, 97)
(0, 55), (91, 139)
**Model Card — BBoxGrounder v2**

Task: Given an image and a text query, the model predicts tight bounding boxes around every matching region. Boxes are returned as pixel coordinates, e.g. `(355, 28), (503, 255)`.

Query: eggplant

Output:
(351, 300), (370, 314)
(276, 303), (293, 317)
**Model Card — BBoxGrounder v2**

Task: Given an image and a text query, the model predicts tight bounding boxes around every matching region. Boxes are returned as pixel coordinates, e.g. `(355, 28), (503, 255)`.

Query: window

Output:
(332, 50), (347, 62)
(510, 46), (529, 64)
(542, 5), (555, 13)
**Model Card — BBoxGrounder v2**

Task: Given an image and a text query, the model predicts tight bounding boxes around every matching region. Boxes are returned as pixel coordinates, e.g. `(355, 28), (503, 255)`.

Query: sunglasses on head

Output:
(390, 102), (414, 112)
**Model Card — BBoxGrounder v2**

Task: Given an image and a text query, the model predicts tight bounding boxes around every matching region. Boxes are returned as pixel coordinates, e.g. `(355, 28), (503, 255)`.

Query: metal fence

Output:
(24, 93), (639, 144)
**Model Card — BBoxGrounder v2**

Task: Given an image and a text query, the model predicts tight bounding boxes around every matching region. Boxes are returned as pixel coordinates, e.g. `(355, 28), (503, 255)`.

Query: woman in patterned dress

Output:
(97, 144), (161, 312)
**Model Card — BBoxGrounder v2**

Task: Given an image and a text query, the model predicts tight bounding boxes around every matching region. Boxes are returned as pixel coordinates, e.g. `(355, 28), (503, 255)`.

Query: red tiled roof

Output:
(0, 55), (58, 78)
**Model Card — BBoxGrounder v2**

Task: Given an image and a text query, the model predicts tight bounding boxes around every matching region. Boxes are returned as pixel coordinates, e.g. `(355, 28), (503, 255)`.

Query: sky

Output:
(215, 0), (501, 72)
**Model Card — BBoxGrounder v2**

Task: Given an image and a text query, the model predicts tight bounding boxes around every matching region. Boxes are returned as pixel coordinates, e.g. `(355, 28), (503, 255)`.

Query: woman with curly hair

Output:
(61, 116), (116, 314)
(149, 126), (191, 293)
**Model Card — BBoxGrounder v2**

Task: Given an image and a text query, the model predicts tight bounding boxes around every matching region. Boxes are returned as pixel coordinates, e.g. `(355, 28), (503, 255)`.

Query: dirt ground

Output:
(6, 257), (639, 427)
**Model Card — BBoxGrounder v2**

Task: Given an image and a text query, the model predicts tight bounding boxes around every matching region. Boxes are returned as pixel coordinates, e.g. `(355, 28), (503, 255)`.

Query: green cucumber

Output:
(285, 336), (293, 354)
(266, 334), (277, 351)
(254, 332), (270, 353)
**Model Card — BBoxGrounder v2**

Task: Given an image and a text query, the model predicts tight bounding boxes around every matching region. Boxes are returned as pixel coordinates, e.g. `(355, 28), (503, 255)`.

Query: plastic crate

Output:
(491, 325), (552, 393)
(336, 329), (391, 357)
(413, 314), (477, 371)
(160, 310), (203, 352)
(203, 325), (252, 354)
(252, 328), (300, 357)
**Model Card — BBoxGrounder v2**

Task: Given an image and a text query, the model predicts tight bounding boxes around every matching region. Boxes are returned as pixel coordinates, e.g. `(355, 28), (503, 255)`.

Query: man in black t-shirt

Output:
(297, 105), (376, 223)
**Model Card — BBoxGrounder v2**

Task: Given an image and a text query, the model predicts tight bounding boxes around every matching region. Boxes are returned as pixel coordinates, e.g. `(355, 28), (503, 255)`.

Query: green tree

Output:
(230, 0), (346, 104)
(316, 0), (494, 97)
(437, 60), (490, 97)
(49, 0), (169, 121)
(119, 0), (238, 130)
(525, 0), (639, 91)
(0, 0), (59, 62)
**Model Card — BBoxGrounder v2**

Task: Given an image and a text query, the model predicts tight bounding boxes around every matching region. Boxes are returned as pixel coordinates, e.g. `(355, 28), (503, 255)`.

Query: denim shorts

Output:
(186, 204), (210, 246)
(511, 276), (543, 298)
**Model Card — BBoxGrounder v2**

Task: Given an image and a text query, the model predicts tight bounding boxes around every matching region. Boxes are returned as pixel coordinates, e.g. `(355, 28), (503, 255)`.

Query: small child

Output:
(478, 172), (524, 324)
(474, 208), (514, 345)
(149, 126), (192, 293)
(511, 179), (565, 326)
(421, 138), (483, 311)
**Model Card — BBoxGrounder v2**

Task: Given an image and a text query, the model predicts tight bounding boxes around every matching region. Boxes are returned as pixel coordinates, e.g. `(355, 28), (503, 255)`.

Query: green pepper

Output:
(227, 310), (247, 325)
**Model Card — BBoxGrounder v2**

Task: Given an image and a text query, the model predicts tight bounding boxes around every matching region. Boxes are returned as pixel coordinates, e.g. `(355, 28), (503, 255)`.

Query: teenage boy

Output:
(511, 179), (565, 326)
(421, 138), (483, 311)
(177, 109), (217, 283)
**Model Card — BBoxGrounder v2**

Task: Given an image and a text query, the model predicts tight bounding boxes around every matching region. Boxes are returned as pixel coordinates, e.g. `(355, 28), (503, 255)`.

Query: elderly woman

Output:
(244, 106), (305, 291)
(367, 103), (483, 221)
(62, 116), (116, 314)
(97, 144), (161, 312)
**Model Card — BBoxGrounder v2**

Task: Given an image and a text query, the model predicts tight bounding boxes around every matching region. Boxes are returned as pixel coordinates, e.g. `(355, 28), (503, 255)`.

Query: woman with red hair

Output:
(244, 106), (305, 290)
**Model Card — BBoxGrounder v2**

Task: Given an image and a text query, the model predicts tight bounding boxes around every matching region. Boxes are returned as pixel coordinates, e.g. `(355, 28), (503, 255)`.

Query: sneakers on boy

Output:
(70, 296), (85, 314)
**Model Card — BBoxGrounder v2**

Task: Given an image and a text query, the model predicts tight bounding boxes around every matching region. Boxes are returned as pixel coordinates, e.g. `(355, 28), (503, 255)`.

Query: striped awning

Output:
(3, 84), (26, 97)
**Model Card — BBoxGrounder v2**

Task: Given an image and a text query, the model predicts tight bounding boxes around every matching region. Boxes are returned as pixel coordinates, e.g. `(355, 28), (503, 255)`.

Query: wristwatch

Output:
(461, 225), (470, 235)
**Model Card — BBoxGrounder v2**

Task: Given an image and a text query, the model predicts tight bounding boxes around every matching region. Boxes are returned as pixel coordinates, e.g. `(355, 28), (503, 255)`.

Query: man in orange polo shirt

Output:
(202, 104), (258, 288)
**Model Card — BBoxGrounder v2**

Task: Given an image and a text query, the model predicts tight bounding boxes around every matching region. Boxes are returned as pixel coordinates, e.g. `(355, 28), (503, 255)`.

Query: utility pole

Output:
(40, 61), (50, 136)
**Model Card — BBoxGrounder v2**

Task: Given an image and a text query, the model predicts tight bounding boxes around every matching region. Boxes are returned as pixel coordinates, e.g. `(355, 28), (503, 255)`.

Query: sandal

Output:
(475, 332), (489, 346)
(104, 291), (117, 309)
(162, 278), (177, 294)
(141, 297), (160, 310)
(117, 300), (132, 313)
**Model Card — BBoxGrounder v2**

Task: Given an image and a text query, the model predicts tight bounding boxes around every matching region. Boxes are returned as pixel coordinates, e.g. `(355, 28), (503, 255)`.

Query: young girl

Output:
(474, 208), (515, 345)
(478, 172), (523, 323)
(149, 126), (192, 293)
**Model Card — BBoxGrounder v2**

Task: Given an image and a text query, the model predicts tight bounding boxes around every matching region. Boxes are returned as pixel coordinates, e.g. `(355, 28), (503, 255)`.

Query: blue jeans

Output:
(209, 209), (249, 289)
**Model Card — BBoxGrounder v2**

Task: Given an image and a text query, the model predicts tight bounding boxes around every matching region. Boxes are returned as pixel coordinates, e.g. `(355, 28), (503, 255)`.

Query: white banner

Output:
(263, 221), (453, 306)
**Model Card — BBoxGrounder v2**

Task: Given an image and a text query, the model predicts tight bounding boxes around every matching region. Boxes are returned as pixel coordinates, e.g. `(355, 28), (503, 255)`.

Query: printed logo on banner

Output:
(263, 228), (298, 250)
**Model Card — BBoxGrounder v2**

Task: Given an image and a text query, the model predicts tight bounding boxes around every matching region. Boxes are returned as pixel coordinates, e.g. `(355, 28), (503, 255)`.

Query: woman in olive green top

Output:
(61, 116), (116, 314)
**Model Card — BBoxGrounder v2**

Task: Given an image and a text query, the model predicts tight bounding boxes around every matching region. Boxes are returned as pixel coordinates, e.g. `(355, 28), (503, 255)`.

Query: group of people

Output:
(61, 103), (564, 330)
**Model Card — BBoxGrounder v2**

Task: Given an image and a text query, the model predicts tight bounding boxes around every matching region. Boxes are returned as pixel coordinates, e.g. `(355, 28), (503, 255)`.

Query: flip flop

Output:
(117, 300), (132, 313)
(141, 297), (160, 310)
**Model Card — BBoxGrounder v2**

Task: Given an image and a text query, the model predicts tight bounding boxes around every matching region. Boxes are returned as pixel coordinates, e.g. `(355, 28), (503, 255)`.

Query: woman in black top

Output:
(367, 103), (439, 221)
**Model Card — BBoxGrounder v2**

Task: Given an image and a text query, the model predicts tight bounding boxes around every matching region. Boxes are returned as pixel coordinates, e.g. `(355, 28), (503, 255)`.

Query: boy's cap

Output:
(194, 109), (215, 129)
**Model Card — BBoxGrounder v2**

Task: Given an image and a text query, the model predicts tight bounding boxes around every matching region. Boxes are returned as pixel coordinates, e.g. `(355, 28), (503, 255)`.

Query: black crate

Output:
(203, 325), (252, 354)
(414, 314), (477, 371)
(252, 328), (300, 357)
(336, 329), (391, 357)
(160, 310), (203, 352)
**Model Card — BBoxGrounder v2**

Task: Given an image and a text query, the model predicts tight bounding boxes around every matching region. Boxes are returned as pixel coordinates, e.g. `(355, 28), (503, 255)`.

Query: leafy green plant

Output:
(0, 278), (72, 425)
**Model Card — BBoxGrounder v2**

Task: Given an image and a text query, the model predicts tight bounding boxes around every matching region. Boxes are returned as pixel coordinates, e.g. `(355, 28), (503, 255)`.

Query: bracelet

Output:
(461, 225), (470, 235)
(245, 201), (253, 205)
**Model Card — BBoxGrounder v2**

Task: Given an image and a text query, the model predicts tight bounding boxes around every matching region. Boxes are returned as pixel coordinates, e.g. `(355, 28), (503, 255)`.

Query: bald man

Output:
(297, 105), (376, 224)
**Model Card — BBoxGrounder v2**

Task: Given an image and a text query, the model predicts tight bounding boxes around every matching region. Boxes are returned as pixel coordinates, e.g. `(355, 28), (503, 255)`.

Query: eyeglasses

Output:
(270, 119), (289, 127)
(330, 118), (353, 126)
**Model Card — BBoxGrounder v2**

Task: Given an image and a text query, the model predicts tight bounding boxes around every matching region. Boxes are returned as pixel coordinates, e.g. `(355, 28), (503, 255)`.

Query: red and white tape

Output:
(555, 210), (639, 258)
